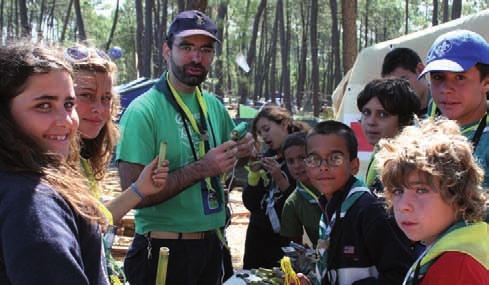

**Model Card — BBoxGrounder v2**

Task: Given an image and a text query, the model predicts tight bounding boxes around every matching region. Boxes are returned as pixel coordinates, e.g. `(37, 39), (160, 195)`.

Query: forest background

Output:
(3, 0), (488, 117)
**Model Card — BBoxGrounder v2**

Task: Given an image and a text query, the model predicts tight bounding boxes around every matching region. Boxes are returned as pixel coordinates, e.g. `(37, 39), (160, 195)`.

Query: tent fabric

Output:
(331, 9), (489, 177)
(333, 9), (489, 124)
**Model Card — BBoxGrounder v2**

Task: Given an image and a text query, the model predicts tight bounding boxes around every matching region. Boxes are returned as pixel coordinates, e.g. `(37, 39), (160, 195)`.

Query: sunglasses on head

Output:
(64, 46), (111, 63)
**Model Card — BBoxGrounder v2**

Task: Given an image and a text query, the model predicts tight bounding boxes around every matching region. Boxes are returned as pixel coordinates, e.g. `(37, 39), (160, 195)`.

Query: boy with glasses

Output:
(301, 120), (413, 285)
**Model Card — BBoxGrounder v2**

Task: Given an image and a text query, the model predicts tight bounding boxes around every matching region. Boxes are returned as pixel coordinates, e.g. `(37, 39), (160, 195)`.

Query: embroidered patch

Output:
(427, 39), (452, 62)
(195, 15), (205, 25)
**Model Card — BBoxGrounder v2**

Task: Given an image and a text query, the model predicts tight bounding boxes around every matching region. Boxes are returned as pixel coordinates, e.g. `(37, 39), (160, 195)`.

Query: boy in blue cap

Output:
(419, 29), (489, 188)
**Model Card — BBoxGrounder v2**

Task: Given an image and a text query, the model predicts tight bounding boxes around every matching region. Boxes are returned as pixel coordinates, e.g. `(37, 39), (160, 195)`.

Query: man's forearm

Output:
(134, 160), (211, 208)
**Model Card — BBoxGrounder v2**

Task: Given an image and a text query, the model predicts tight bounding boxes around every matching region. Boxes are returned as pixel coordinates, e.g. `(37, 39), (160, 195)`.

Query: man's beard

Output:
(170, 56), (208, 87)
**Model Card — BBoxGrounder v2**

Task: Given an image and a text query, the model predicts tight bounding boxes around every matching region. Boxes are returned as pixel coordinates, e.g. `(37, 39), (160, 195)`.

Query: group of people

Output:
(0, 8), (488, 285)
(242, 29), (489, 285)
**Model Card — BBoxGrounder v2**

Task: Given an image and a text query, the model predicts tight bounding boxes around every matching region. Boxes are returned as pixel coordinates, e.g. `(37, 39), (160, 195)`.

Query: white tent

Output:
(332, 9), (489, 177)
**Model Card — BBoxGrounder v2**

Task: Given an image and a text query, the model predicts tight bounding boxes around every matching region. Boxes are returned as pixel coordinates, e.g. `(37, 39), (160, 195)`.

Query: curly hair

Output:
(376, 117), (487, 222)
(0, 42), (105, 225)
(67, 45), (120, 181)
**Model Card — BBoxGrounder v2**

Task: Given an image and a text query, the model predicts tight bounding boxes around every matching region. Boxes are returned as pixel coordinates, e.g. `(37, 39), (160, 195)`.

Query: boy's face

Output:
(430, 66), (489, 125)
(305, 134), (359, 200)
(284, 145), (309, 184)
(385, 65), (429, 104)
(391, 171), (458, 246)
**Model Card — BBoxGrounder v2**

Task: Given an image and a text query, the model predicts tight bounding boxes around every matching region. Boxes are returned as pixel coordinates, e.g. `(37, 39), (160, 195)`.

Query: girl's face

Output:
(255, 117), (289, 151)
(360, 96), (400, 146)
(11, 71), (79, 159)
(391, 171), (458, 246)
(74, 71), (113, 139)
(284, 145), (309, 184)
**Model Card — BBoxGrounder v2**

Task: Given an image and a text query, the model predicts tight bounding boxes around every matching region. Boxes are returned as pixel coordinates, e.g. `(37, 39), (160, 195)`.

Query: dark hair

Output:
(357, 78), (421, 128)
(381, 47), (422, 77)
(307, 120), (358, 159)
(0, 42), (75, 170)
(475, 62), (489, 82)
(281, 132), (307, 157)
(251, 106), (310, 142)
(0, 42), (104, 225)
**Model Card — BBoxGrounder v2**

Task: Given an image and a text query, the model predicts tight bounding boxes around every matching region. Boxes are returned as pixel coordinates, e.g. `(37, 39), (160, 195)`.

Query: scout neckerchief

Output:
(80, 157), (113, 224)
(154, 73), (222, 213)
(296, 182), (320, 203)
(430, 103), (488, 152)
(404, 221), (489, 285)
(80, 157), (124, 284)
(316, 177), (371, 283)
(263, 158), (289, 233)
(365, 145), (379, 187)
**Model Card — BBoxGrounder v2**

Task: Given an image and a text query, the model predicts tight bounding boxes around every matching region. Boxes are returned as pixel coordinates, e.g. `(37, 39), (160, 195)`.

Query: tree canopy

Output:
(2, 0), (487, 117)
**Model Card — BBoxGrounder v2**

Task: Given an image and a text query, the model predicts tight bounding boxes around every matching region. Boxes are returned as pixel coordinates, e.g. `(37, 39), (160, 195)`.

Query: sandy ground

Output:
(226, 188), (249, 270)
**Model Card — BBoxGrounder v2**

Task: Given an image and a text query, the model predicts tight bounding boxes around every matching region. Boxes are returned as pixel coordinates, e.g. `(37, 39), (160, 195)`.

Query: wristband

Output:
(131, 183), (144, 200)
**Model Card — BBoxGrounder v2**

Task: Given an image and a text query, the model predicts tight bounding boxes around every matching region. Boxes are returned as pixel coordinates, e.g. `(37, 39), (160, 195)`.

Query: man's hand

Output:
(235, 132), (254, 159)
(199, 140), (238, 177)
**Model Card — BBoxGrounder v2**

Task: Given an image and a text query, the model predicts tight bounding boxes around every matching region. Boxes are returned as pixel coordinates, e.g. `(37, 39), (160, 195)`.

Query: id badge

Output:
(201, 180), (222, 215)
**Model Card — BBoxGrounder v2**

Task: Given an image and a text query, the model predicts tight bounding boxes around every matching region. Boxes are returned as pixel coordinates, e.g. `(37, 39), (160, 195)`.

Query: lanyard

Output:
(298, 182), (319, 201)
(461, 113), (488, 152)
(165, 74), (217, 192)
(166, 73), (209, 159)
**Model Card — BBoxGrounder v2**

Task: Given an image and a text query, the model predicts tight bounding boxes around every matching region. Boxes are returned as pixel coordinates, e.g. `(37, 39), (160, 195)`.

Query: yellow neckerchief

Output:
(421, 222), (489, 269)
(460, 112), (489, 135)
(80, 157), (114, 225)
(429, 103), (489, 136)
(365, 145), (379, 186)
(166, 73), (214, 192)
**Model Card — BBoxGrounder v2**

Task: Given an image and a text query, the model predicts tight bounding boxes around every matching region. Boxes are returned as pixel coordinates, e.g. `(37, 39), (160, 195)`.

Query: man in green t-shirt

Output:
(116, 10), (253, 285)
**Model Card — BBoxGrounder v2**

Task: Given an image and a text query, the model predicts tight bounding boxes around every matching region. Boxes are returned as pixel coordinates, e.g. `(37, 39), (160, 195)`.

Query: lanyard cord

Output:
(299, 182), (319, 201)
(165, 74), (217, 191)
(166, 73), (208, 159)
(464, 113), (487, 152)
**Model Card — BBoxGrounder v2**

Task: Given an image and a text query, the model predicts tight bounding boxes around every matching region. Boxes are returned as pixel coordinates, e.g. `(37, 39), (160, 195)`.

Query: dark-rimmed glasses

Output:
(176, 45), (214, 57)
(64, 46), (111, 63)
(304, 153), (346, 168)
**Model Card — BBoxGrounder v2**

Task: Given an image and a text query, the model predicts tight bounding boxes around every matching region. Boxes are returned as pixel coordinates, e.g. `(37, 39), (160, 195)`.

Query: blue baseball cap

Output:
(418, 29), (489, 79)
(166, 10), (220, 43)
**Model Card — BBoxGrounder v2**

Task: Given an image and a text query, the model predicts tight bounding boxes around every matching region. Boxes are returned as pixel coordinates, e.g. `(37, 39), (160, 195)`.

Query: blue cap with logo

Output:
(418, 29), (489, 79)
(166, 10), (220, 43)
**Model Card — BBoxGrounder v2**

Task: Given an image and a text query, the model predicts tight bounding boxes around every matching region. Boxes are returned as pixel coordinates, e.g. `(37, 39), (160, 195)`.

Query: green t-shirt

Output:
(280, 182), (322, 247)
(116, 81), (236, 234)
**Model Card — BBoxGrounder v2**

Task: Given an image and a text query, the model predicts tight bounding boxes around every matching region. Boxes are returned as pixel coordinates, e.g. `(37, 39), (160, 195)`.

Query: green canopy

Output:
(239, 104), (258, 118)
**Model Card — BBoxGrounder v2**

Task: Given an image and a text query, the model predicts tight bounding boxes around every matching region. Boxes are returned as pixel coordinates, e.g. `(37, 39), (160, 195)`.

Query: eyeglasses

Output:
(304, 153), (346, 168)
(176, 45), (214, 57)
(64, 46), (111, 63)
